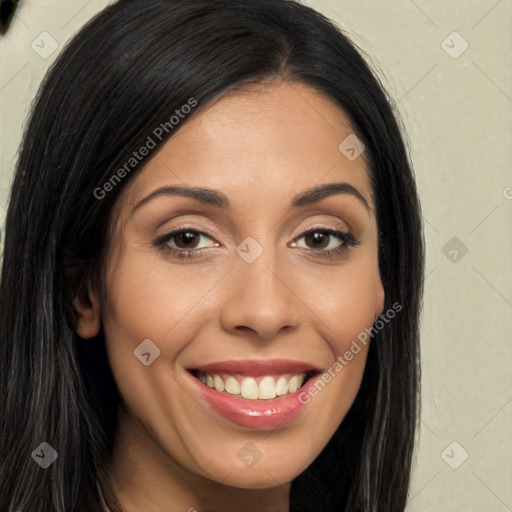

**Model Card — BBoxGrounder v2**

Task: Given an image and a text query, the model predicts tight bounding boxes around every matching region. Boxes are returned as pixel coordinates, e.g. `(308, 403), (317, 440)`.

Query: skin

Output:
(74, 81), (384, 512)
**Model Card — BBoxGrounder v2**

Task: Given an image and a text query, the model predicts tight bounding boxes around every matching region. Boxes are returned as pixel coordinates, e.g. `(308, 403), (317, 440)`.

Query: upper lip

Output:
(189, 359), (322, 376)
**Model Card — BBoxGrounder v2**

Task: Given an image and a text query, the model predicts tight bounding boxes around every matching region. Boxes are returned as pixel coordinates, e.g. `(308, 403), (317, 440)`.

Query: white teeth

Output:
(224, 376), (240, 395)
(198, 372), (308, 400)
(275, 376), (288, 396)
(240, 377), (259, 400)
(258, 376), (276, 399)
(213, 375), (225, 392)
(288, 375), (298, 393)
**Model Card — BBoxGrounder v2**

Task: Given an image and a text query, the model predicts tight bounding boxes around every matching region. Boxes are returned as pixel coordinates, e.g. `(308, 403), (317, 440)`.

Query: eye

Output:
(165, 230), (215, 250)
(153, 228), (219, 259)
(153, 227), (359, 261)
(291, 228), (359, 255)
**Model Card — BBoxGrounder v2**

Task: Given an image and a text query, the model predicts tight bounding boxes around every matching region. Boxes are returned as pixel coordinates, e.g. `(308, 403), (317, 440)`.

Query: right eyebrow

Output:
(132, 185), (230, 214)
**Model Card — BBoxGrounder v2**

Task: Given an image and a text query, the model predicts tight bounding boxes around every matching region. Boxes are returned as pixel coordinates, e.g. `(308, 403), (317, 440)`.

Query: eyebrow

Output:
(132, 182), (371, 214)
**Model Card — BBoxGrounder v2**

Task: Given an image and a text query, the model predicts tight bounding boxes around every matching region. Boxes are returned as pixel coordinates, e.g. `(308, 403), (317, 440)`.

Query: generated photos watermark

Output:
(94, 97), (198, 200)
(298, 302), (402, 404)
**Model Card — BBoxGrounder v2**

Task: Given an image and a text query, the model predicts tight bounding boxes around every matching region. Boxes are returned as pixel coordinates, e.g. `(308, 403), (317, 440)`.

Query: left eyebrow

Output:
(291, 182), (371, 212)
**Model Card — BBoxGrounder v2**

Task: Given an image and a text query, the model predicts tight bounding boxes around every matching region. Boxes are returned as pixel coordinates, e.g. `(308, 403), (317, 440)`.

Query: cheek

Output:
(292, 254), (383, 421)
(102, 253), (219, 345)
(301, 259), (384, 353)
(100, 252), (227, 412)
(333, 275), (383, 350)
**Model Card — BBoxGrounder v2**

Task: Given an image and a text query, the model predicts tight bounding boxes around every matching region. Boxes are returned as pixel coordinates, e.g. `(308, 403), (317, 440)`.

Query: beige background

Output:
(1, 1), (511, 510)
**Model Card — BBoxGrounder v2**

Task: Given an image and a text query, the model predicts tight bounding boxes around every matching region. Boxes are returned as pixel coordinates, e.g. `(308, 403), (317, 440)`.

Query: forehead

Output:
(121, 80), (373, 214)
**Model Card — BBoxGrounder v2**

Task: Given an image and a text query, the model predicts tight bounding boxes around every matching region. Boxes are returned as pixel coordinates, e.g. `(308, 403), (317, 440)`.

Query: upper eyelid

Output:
(293, 223), (350, 237)
(154, 208), (355, 235)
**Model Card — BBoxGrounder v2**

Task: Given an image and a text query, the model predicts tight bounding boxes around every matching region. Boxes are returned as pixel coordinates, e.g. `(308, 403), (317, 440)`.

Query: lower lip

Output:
(189, 373), (317, 429)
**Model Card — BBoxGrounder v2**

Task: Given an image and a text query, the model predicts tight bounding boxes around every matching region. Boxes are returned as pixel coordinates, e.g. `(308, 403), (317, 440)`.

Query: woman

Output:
(0, 0), (424, 510)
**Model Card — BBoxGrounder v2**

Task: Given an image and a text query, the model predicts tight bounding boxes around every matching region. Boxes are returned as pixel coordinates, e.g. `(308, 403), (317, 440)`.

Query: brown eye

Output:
(173, 230), (202, 249)
(291, 229), (360, 260)
(152, 228), (219, 258)
(303, 231), (330, 249)
(296, 229), (349, 251)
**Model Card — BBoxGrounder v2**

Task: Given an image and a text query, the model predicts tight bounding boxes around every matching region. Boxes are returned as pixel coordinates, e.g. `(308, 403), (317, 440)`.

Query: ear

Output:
(73, 283), (101, 339)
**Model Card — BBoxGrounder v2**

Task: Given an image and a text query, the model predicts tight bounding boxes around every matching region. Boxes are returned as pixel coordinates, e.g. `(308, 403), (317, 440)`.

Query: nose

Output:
(219, 249), (301, 341)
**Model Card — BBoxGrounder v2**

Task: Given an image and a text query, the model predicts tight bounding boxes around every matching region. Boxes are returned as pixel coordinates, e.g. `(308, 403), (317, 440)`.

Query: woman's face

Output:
(88, 81), (384, 490)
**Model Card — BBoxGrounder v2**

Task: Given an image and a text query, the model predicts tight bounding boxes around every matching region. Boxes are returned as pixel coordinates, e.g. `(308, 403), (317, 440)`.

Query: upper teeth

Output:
(198, 373), (306, 400)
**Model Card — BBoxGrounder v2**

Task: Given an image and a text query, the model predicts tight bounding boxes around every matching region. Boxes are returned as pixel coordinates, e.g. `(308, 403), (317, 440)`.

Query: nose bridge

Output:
(241, 247), (282, 301)
(219, 238), (300, 339)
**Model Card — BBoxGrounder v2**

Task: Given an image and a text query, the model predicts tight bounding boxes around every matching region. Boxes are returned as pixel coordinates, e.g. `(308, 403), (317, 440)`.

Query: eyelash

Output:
(152, 227), (360, 261)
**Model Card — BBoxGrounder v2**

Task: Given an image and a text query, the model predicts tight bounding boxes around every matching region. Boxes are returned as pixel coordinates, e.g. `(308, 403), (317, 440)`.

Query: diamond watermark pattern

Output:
(442, 236), (468, 263)
(237, 442), (262, 468)
(441, 441), (469, 469)
(31, 442), (58, 469)
(441, 32), (468, 59)
(236, 236), (263, 263)
(134, 338), (161, 366)
(338, 134), (365, 161)
(31, 32), (59, 59)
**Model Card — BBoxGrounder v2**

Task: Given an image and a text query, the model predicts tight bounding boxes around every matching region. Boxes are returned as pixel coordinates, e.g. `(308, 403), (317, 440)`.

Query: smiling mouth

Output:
(190, 370), (315, 400)
(187, 360), (322, 429)
(188, 359), (321, 401)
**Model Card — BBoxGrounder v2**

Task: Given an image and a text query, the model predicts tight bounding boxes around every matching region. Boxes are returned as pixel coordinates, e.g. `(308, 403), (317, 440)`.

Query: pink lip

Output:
(187, 359), (321, 429)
